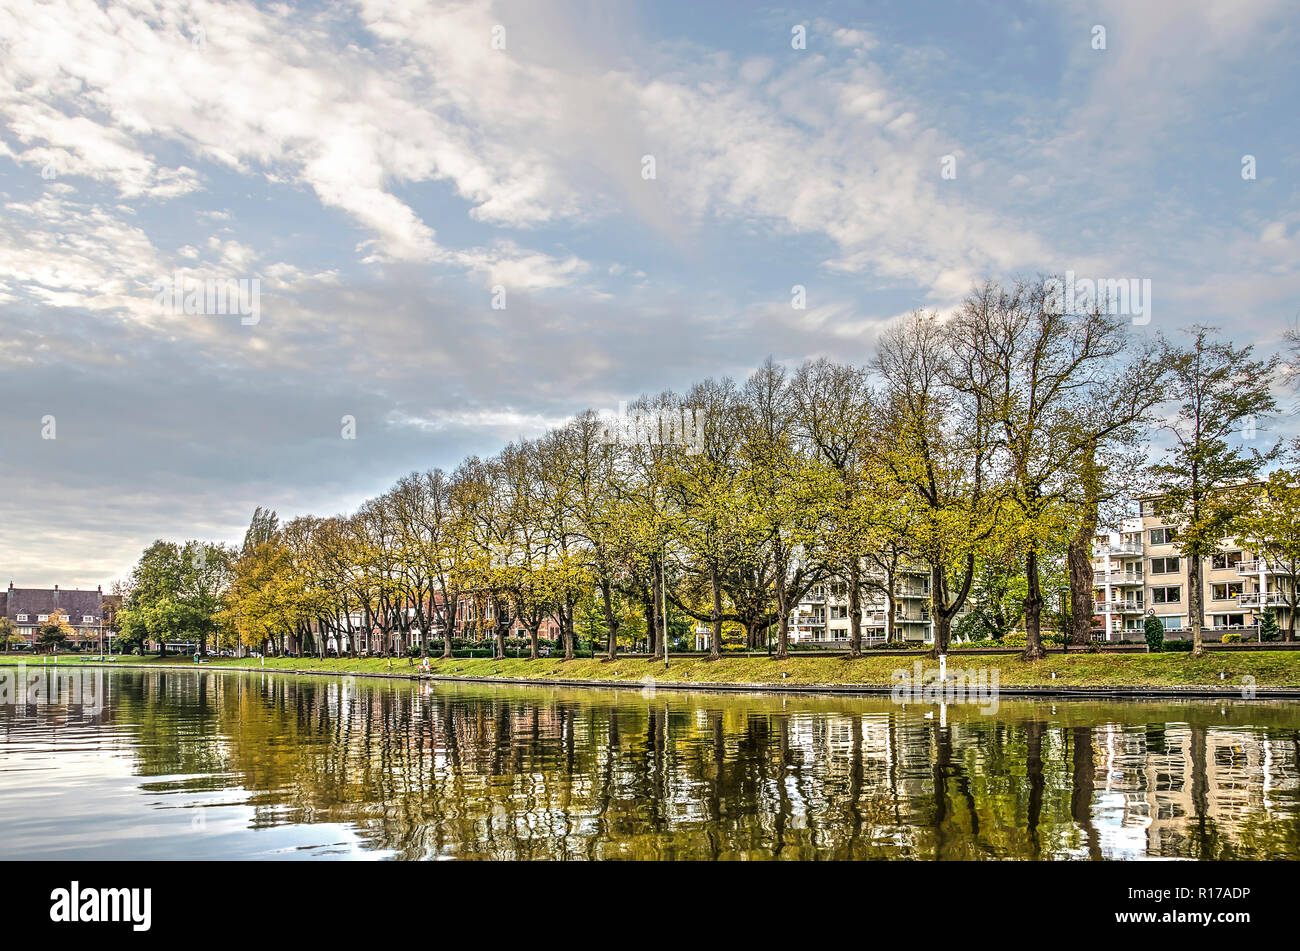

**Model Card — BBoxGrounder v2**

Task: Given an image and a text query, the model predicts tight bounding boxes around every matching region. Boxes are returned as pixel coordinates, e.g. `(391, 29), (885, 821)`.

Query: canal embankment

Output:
(6, 650), (1300, 698)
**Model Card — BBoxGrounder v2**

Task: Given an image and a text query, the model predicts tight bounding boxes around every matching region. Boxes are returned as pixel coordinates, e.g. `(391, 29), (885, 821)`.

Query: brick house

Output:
(0, 582), (108, 649)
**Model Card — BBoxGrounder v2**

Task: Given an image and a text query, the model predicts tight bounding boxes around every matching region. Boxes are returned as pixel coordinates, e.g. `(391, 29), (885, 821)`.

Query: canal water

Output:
(1, 667), (1298, 860)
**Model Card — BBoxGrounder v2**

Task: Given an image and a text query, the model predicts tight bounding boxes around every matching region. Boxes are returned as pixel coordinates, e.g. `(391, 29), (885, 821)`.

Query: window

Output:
(1151, 586), (1181, 604)
(1160, 617), (1183, 631)
(830, 605), (848, 620)
(37, 615), (49, 622)
(1150, 556), (1180, 574)
(1150, 527), (1176, 546)
(16, 614), (27, 622)
(82, 615), (95, 623)
(1211, 552), (1243, 570)
(1210, 583), (1242, 602)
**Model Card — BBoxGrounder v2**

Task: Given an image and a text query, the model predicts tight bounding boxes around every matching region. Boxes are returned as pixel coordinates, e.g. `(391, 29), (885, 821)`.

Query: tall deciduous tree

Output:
(950, 278), (1161, 659)
(1151, 325), (1281, 656)
(790, 358), (877, 655)
(875, 310), (1002, 656)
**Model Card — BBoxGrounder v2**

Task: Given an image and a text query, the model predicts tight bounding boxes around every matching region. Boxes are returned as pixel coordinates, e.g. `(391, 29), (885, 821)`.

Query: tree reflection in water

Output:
(2, 669), (1299, 860)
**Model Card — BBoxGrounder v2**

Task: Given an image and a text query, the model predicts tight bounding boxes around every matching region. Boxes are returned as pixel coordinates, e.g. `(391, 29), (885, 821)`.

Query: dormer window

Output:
(16, 614), (27, 622)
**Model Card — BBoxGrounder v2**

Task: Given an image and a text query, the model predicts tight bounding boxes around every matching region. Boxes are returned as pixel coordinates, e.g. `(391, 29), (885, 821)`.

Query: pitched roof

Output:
(2, 587), (104, 622)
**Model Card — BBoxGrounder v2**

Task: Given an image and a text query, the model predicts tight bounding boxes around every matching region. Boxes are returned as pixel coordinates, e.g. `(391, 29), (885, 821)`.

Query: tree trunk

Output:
(1286, 585), (1297, 642)
(930, 565), (950, 655)
(563, 601), (576, 661)
(528, 622), (540, 661)
(1071, 441), (1101, 644)
(848, 559), (863, 657)
(708, 565), (723, 660)
(651, 568), (668, 661)
(1067, 532), (1095, 645)
(932, 611), (951, 657)
(1189, 556), (1205, 657)
(1022, 548), (1046, 661)
(775, 576), (790, 659)
(601, 580), (618, 660)
(643, 570), (658, 657)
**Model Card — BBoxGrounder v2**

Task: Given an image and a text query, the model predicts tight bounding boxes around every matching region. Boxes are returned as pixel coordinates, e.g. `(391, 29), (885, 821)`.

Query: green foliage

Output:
(1150, 326), (1281, 654)
(1221, 632), (1242, 644)
(1002, 630), (1064, 648)
(36, 611), (73, 650)
(0, 617), (22, 649)
(1143, 616), (1165, 653)
(1259, 608), (1280, 642)
(119, 539), (233, 651)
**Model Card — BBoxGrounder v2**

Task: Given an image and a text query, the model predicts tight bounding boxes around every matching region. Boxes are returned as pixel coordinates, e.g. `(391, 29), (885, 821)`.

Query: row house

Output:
(0, 582), (109, 648)
(453, 595), (562, 642)
(1091, 495), (1296, 641)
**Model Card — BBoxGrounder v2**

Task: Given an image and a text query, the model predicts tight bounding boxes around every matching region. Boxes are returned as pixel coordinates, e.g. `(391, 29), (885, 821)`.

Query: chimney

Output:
(54, 584), (59, 592)
(98, 585), (102, 594)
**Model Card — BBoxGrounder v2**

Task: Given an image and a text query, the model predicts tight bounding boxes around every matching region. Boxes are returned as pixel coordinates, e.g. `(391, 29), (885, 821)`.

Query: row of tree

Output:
(115, 277), (1298, 661)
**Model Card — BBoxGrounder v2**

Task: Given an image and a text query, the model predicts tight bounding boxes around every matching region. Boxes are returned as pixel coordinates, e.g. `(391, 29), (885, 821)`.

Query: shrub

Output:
(1000, 631), (1062, 649)
(1259, 608), (1280, 643)
(1143, 616), (1165, 653)
(1163, 638), (1193, 652)
(1221, 632), (1242, 644)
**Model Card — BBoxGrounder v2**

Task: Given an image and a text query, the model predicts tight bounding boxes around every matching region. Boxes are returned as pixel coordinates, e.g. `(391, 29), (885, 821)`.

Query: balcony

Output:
(1238, 591), (1288, 608)
(1096, 542), (1143, 557)
(1238, 559), (1286, 576)
(894, 589), (931, 600)
(1094, 570), (1144, 587)
(1097, 600), (1144, 614)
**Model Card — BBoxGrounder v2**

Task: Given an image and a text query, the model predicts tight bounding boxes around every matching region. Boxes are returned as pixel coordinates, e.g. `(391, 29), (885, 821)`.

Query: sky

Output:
(0, 0), (1297, 587)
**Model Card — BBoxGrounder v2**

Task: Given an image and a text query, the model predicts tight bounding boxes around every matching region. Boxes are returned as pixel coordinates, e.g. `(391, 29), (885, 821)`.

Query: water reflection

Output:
(1, 669), (1298, 860)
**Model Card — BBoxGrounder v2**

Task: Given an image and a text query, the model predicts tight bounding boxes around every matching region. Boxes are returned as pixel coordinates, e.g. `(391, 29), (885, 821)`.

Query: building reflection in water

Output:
(2, 669), (1298, 860)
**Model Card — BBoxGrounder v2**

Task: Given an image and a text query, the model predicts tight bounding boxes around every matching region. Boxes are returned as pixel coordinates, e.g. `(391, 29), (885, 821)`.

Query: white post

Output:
(938, 652), (947, 684)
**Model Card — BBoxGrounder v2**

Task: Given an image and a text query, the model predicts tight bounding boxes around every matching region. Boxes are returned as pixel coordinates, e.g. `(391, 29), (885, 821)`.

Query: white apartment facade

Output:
(1092, 497), (1296, 641)
(789, 568), (935, 646)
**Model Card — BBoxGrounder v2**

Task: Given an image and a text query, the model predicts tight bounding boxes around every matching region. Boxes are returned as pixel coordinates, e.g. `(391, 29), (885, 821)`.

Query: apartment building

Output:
(1092, 497), (1296, 641)
(790, 567), (935, 646)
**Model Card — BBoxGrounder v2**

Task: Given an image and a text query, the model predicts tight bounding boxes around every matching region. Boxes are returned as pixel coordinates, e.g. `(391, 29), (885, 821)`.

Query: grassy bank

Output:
(6, 650), (1300, 690)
